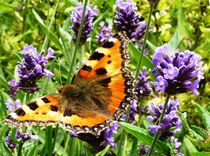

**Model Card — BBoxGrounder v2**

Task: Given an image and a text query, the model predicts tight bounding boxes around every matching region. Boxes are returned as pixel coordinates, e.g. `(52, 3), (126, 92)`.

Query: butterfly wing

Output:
(6, 32), (135, 136)
(75, 32), (135, 120)
(6, 94), (110, 135)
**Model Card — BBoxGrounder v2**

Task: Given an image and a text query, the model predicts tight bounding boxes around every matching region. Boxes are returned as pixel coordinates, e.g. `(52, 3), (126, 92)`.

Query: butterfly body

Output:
(60, 77), (112, 118)
(6, 32), (135, 136)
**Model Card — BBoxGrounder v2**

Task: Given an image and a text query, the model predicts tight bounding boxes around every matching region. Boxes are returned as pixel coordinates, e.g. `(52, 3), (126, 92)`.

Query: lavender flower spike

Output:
(6, 99), (21, 112)
(97, 21), (113, 44)
(70, 3), (98, 44)
(114, 0), (146, 42)
(8, 45), (54, 97)
(104, 121), (120, 148)
(152, 44), (204, 95)
(170, 136), (184, 156)
(147, 99), (182, 138)
(6, 130), (38, 149)
(135, 67), (152, 98)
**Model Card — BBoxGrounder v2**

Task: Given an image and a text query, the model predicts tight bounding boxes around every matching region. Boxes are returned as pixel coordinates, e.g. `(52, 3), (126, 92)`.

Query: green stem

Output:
(51, 124), (59, 154)
(147, 94), (170, 156)
(45, 126), (53, 156)
(64, 135), (70, 152)
(135, 3), (154, 78)
(0, 91), (7, 119)
(22, 0), (28, 35)
(67, 0), (88, 83)
(17, 141), (23, 156)
(41, 0), (60, 51)
(117, 105), (130, 156)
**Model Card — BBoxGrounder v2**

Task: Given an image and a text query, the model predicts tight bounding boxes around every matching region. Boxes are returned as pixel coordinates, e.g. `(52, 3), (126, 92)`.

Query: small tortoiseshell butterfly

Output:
(6, 32), (135, 137)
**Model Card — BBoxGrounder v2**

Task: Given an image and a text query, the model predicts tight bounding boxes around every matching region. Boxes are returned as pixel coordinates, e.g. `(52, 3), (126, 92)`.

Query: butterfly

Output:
(6, 32), (135, 137)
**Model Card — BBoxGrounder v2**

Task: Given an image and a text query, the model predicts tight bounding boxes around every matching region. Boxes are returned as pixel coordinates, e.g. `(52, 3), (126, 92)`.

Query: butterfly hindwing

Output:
(6, 94), (110, 135)
(7, 95), (61, 126)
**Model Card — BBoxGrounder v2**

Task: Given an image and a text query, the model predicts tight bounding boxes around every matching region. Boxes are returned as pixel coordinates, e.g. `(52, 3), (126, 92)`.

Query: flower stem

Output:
(117, 104), (131, 156)
(67, 0), (88, 83)
(51, 124), (59, 154)
(22, 0), (28, 36)
(42, 0), (60, 51)
(135, 3), (154, 78)
(17, 141), (23, 156)
(147, 94), (170, 156)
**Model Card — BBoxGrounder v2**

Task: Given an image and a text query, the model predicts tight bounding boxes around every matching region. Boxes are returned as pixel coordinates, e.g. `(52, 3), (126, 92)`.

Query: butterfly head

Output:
(59, 85), (85, 102)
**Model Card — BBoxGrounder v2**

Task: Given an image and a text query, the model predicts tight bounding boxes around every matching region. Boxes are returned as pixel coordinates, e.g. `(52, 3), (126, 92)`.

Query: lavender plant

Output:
(147, 44), (204, 155)
(152, 44), (204, 95)
(6, 130), (38, 149)
(8, 45), (54, 97)
(97, 21), (113, 44)
(70, 3), (98, 44)
(114, 0), (146, 42)
(147, 99), (182, 138)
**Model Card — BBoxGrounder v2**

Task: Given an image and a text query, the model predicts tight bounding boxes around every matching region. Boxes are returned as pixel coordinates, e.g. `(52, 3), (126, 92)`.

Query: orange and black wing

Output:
(6, 94), (110, 135)
(76, 32), (135, 120)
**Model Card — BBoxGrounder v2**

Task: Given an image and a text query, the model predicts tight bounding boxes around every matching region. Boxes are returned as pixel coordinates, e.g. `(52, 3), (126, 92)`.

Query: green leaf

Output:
(146, 40), (156, 54)
(192, 152), (210, 156)
(96, 146), (110, 156)
(177, 111), (190, 131)
(177, 0), (192, 41)
(183, 136), (198, 155)
(191, 125), (208, 139)
(119, 122), (169, 154)
(32, 9), (63, 50)
(0, 67), (9, 90)
(195, 39), (210, 57)
(168, 31), (181, 54)
(0, 3), (14, 12)
(128, 42), (154, 70)
(192, 101), (210, 129)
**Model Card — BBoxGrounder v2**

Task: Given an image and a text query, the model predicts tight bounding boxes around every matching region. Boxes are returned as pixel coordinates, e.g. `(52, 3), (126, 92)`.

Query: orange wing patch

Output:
(6, 95), (110, 135)
(78, 35), (126, 79)
(7, 95), (61, 124)
(107, 72), (133, 119)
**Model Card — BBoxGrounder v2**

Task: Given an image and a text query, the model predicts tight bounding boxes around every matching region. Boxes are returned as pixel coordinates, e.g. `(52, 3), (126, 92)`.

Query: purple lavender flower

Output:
(138, 144), (158, 155)
(135, 67), (152, 98)
(152, 44), (204, 95)
(6, 130), (38, 149)
(69, 131), (78, 137)
(147, 99), (182, 138)
(170, 136), (184, 156)
(104, 121), (120, 148)
(129, 99), (138, 122)
(120, 99), (138, 123)
(5, 133), (16, 149)
(8, 45), (54, 97)
(139, 144), (150, 155)
(139, 43), (149, 55)
(97, 22), (113, 44)
(16, 131), (38, 141)
(8, 80), (19, 98)
(6, 99), (21, 112)
(70, 3), (98, 44)
(114, 0), (146, 42)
